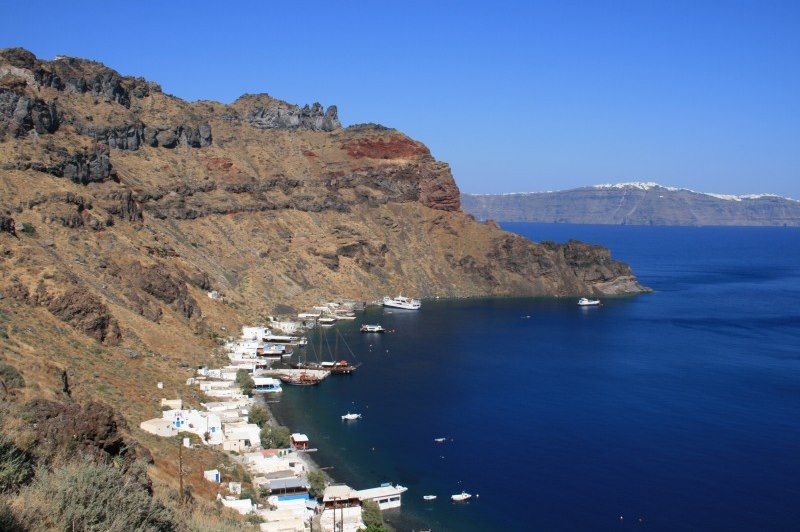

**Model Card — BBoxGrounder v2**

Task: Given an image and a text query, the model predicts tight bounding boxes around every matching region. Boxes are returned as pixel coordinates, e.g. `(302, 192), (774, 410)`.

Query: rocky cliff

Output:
(463, 182), (800, 226)
(0, 46), (645, 406)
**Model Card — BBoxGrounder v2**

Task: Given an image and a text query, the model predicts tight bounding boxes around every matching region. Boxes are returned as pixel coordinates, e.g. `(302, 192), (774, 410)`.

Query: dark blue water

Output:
(271, 224), (800, 531)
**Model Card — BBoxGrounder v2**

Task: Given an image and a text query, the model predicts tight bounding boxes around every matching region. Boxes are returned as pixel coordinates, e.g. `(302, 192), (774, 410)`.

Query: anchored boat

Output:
(360, 324), (385, 333)
(382, 295), (421, 310)
(341, 412), (362, 420)
(451, 491), (472, 502)
(578, 297), (601, 306)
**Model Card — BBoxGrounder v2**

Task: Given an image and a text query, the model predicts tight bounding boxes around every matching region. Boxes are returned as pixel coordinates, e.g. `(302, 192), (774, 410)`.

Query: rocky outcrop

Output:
(40, 287), (122, 345)
(129, 263), (200, 320)
(0, 213), (15, 235)
(0, 88), (58, 137)
(245, 100), (340, 131)
(73, 122), (212, 150)
(22, 398), (147, 466)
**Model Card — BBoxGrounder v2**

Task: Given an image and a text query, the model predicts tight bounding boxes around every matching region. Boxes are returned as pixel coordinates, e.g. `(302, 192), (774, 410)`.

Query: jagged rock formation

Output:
(462, 182), (800, 226)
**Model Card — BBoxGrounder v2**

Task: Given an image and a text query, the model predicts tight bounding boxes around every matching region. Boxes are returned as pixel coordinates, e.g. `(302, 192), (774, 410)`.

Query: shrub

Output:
(259, 425), (291, 449)
(361, 499), (384, 529)
(0, 362), (24, 390)
(235, 369), (254, 397)
(16, 460), (176, 531)
(0, 501), (21, 531)
(307, 470), (327, 500)
(0, 435), (33, 492)
(247, 404), (269, 427)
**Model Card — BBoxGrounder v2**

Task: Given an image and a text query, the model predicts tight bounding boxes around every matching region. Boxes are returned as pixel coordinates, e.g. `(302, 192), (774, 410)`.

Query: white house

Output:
(220, 497), (253, 515)
(162, 409), (224, 445)
(223, 422), (261, 452)
(203, 469), (221, 483)
(241, 326), (269, 340)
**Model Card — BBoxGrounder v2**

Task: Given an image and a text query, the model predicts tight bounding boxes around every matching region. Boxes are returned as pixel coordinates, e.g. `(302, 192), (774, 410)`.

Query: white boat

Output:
(383, 295), (421, 310)
(423, 495), (437, 501)
(451, 491), (472, 502)
(578, 297), (601, 306)
(341, 412), (362, 421)
(360, 324), (385, 333)
(434, 437), (446, 443)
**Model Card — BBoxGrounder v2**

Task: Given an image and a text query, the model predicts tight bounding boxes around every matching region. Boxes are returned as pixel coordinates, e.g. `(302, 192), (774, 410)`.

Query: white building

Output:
(222, 422), (261, 452)
(241, 326), (269, 340)
(162, 409), (224, 445)
(204, 469), (221, 483)
(220, 497), (253, 515)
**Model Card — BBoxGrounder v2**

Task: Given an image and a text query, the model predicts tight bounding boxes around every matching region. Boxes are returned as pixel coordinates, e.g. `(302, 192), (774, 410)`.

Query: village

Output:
(139, 300), (407, 532)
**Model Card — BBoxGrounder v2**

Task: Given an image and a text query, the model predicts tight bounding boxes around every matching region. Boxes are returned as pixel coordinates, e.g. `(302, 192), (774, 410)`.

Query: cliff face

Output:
(463, 183), (800, 226)
(0, 47), (646, 396)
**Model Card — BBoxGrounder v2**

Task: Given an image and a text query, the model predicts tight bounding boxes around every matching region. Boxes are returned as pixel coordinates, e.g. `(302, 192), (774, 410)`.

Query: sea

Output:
(270, 223), (800, 531)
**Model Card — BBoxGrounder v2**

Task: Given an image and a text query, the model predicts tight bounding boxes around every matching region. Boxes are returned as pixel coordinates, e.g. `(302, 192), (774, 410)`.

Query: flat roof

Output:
(267, 477), (310, 491)
(290, 433), (308, 442)
(323, 484), (358, 502)
(356, 486), (404, 499)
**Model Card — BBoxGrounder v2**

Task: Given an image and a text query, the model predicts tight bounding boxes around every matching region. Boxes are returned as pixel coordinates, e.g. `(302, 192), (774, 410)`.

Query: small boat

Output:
(382, 295), (421, 310)
(341, 412), (362, 421)
(423, 495), (437, 501)
(451, 491), (472, 502)
(360, 324), (385, 333)
(335, 313), (357, 320)
(578, 297), (601, 306)
(318, 317), (336, 326)
(434, 437), (446, 443)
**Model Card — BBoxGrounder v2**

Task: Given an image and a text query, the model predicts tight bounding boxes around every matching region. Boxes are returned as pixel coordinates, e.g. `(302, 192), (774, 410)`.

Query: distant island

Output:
(462, 182), (800, 226)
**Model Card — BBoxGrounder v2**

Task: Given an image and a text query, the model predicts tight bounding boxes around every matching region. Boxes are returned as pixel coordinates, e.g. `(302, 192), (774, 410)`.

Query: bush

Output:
(235, 369), (254, 397)
(247, 404), (269, 427)
(0, 501), (21, 531)
(0, 361), (25, 390)
(259, 425), (291, 449)
(307, 470), (327, 500)
(16, 460), (176, 531)
(20, 223), (35, 235)
(0, 435), (33, 492)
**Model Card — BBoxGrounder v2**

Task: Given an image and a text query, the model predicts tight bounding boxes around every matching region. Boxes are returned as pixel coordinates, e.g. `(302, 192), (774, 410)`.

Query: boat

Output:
(321, 360), (360, 375)
(335, 313), (357, 320)
(434, 437), (446, 443)
(252, 377), (282, 394)
(423, 495), (437, 501)
(292, 361), (325, 370)
(318, 317), (336, 326)
(382, 295), (421, 310)
(451, 491), (472, 502)
(341, 412), (362, 420)
(360, 324), (385, 333)
(279, 372), (323, 386)
(578, 297), (601, 306)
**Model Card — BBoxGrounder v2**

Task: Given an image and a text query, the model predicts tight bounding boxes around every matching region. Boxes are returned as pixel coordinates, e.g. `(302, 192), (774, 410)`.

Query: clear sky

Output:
(2, 1), (798, 196)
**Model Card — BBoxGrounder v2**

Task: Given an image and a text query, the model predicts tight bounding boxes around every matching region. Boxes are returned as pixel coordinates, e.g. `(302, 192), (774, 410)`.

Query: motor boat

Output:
(434, 437), (446, 443)
(341, 412), (362, 421)
(451, 491), (472, 502)
(318, 317), (336, 326)
(423, 495), (437, 501)
(360, 324), (385, 333)
(578, 297), (601, 306)
(382, 295), (421, 310)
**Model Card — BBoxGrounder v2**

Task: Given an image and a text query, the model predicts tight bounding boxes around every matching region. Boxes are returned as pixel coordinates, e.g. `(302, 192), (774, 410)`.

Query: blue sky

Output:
(2, 1), (798, 196)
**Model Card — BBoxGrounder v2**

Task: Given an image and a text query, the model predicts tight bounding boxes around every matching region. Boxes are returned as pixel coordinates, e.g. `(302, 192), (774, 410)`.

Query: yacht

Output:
(383, 295), (421, 310)
(578, 297), (601, 306)
(341, 412), (362, 421)
(451, 491), (472, 502)
(423, 495), (437, 501)
(360, 324), (385, 333)
(318, 316), (336, 326)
